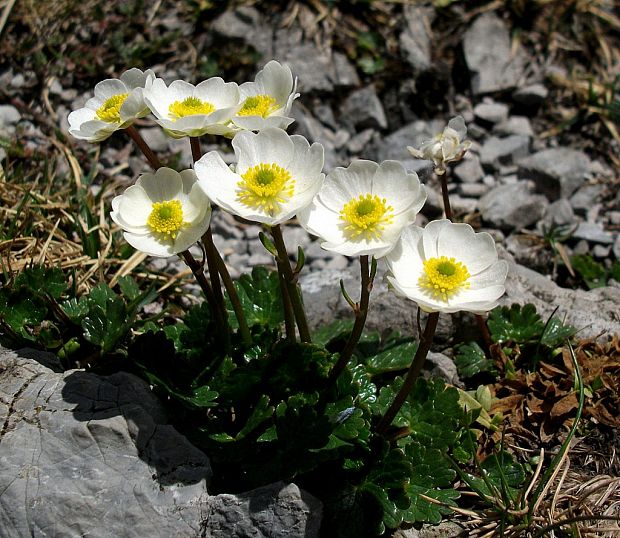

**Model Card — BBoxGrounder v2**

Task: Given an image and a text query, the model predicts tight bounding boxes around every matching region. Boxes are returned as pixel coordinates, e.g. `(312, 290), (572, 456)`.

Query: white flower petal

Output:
(94, 79), (128, 100)
(120, 68), (154, 89)
(123, 232), (176, 258)
(234, 128), (294, 173)
(371, 160), (426, 215)
(447, 116), (467, 140)
(136, 168), (184, 202)
(421, 219), (451, 259)
(259, 60), (294, 104)
(115, 185), (152, 227)
(194, 77), (239, 107)
(231, 114), (294, 131)
(437, 224), (499, 275)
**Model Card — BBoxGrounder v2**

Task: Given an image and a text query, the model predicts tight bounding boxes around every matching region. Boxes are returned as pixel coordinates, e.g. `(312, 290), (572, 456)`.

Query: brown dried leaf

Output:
(550, 392), (579, 419)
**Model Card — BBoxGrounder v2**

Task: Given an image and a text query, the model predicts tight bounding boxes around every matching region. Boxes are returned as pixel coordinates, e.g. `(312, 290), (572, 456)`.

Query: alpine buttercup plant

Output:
(68, 68), (155, 142)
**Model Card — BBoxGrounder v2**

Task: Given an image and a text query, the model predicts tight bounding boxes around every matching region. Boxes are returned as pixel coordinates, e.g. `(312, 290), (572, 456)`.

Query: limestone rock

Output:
(0, 349), (322, 538)
(463, 13), (525, 95)
(518, 148), (592, 200)
(479, 181), (548, 231)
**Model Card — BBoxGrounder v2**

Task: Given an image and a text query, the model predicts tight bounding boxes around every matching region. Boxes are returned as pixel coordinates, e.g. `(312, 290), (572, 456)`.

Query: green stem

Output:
(329, 255), (373, 382)
(126, 125), (161, 170)
(189, 136), (227, 329)
(271, 224), (311, 343)
(180, 249), (227, 344)
(375, 312), (439, 435)
(278, 269), (296, 343)
(211, 244), (252, 345)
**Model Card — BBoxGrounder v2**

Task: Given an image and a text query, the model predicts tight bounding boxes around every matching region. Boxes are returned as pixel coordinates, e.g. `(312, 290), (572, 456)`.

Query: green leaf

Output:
(81, 297), (128, 354)
(366, 340), (417, 375)
(571, 254), (607, 289)
(351, 364), (377, 405)
(400, 441), (459, 524)
(188, 385), (219, 408)
(540, 316), (576, 348)
(60, 297), (89, 323)
(327, 396), (370, 443)
(227, 267), (284, 329)
(0, 288), (47, 341)
(313, 319), (354, 348)
(465, 450), (527, 503)
(88, 283), (119, 309)
(374, 378), (463, 450)
(14, 265), (67, 299)
(488, 304), (544, 344)
(454, 341), (497, 378)
(235, 395), (274, 440)
(117, 275), (141, 301)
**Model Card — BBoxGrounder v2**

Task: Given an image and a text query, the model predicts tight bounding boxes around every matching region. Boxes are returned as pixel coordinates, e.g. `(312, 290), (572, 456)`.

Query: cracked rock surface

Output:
(0, 348), (321, 538)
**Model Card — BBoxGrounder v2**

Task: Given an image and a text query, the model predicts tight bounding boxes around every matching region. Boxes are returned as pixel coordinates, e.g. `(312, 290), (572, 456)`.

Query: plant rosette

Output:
(194, 127), (324, 225)
(143, 76), (240, 138)
(68, 68), (155, 142)
(230, 60), (299, 132)
(110, 167), (211, 257)
(298, 160), (427, 258)
(407, 116), (472, 175)
(386, 219), (508, 314)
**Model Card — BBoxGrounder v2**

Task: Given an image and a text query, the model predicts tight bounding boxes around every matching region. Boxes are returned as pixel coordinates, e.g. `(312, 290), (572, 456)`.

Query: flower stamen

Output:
(419, 256), (470, 301)
(237, 163), (294, 215)
(147, 200), (185, 239)
(169, 97), (215, 119)
(96, 93), (129, 123)
(340, 194), (394, 240)
(237, 95), (278, 117)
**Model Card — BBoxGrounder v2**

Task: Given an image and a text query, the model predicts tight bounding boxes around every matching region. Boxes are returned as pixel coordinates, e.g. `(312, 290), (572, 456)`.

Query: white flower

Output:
(298, 160), (427, 258)
(230, 60), (299, 132)
(110, 167), (211, 257)
(385, 219), (508, 314)
(68, 68), (155, 142)
(143, 76), (239, 138)
(194, 128), (324, 226)
(407, 116), (472, 174)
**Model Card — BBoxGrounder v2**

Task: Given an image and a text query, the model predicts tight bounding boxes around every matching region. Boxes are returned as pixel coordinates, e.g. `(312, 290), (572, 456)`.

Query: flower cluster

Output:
(68, 61), (506, 316)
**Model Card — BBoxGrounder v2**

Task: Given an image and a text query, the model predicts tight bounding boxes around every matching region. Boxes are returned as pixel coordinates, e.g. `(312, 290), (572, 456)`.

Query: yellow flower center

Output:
(96, 93), (129, 123)
(340, 194), (394, 240)
(147, 200), (185, 239)
(237, 95), (278, 117)
(237, 163), (294, 215)
(419, 256), (470, 301)
(169, 97), (215, 119)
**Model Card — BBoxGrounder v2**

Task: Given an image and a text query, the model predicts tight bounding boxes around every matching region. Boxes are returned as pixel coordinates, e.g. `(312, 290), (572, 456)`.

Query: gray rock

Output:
(513, 83), (548, 106)
(400, 5), (433, 72)
(479, 181), (547, 231)
(613, 235), (620, 259)
(473, 101), (509, 124)
(458, 183), (489, 197)
(573, 239), (590, 256)
(540, 199), (576, 228)
(395, 521), (464, 537)
(425, 351), (460, 386)
(207, 482), (322, 538)
(0, 349), (322, 537)
(0, 350), (210, 537)
(463, 13), (525, 95)
(212, 7), (273, 58)
(454, 154), (484, 183)
(332, 52), (361, 88)
(274, 29), (354, 93)
(0, 104), (21, 126)
(479, 135), (530, 169)
(572, 222), (614, 245)
(569, 184), (605, 216)
(494, 116), (534, 137)
(592, 244), (611, 258)
(608, 211), (620, 226)
(518, 148), (592, 200)
(505, 233), (553, 272)
(347, 128), (376, 154)
(340, 85), (387, 131)
(502, 256), (620, 338)
(283, 225), (312, 257)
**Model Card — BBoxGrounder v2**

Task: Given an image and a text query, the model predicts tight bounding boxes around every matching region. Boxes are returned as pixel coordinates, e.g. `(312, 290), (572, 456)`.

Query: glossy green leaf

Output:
(454, 341), (497, 378)
(365, 340), (417, 375)
(226, 267), (284, 329)
(488, 304), (544, 344)
(540, 316), (576, 347)
(14, 265), (67, 299)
